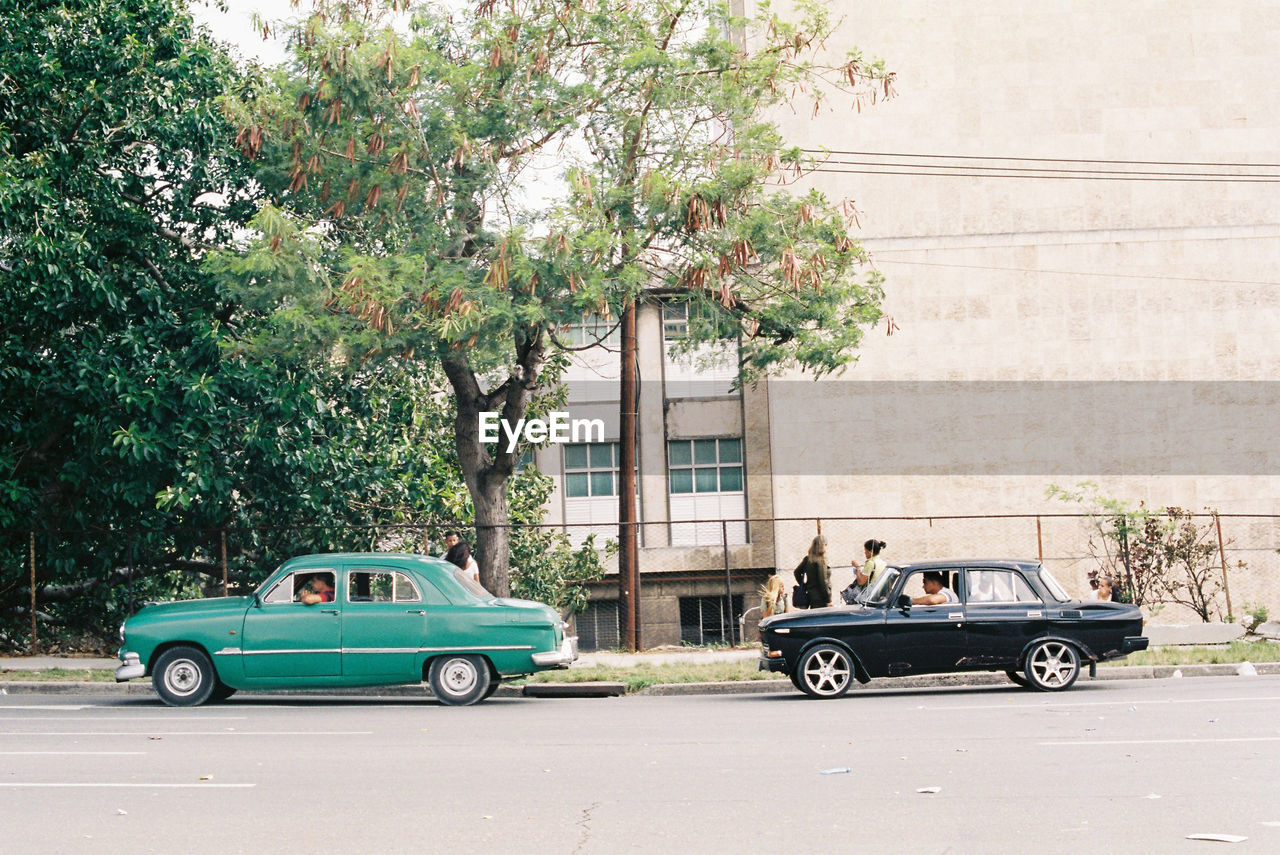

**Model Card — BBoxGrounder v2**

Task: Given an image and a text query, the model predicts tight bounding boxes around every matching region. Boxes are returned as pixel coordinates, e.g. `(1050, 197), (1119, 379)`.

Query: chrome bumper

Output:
(114, 652), (144, 682)
(532, 635), (579, 668)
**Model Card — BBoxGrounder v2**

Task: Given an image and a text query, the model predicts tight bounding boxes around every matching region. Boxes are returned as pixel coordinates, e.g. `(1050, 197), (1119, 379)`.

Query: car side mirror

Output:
(253, 593), (263, 609)
(896, 594), (912, 612)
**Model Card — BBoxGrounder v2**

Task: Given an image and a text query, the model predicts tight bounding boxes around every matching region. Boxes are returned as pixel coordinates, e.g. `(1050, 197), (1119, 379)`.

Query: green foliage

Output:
(215, 0), (893, 596)
(1047, 483), (1237, 622)
(0, 0), (565, 647)
(218, 0), (889, 378)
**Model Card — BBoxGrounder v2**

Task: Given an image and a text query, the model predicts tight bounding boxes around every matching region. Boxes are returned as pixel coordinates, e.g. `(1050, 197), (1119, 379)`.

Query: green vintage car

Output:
(114, 553), (577, 706)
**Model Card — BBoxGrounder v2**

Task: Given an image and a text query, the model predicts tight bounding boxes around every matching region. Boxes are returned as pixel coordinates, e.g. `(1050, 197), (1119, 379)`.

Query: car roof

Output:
(280, 553), (453, 570)
(889, 559), (1043, 573)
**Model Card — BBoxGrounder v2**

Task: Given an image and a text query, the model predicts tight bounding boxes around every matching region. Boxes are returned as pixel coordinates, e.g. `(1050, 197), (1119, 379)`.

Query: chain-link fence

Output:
(5, 514), (1277, 654)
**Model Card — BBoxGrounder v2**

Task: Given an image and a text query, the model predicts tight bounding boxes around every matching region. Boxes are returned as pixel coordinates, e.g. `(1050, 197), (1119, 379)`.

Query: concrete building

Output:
(540, 0), (1280, 647)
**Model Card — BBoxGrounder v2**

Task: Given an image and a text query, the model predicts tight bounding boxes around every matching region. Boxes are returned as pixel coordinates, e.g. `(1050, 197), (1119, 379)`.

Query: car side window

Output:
(966, 569), (1040, 604)
(900, 570), (959, 604)
(347, 570), (422, 603)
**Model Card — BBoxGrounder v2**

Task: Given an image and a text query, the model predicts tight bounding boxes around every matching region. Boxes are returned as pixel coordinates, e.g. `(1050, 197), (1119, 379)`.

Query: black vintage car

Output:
(759, 559), (1148, 698)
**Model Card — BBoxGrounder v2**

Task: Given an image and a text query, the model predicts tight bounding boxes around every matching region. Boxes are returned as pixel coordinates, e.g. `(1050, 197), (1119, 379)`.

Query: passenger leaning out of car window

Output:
(795, 535), (831, 608)
(297, 574), (335, 605)
(852, 539), (887, 588)
(911, 571), (958, 606)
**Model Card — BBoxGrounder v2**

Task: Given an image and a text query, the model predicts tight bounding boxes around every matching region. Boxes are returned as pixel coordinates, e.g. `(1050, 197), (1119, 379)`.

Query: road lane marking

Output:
(0, 716), (248, 721)
(0, 783), (256, 788)
(918, 695), (1280, 712)
(0, 705), (93, 711)
(1040, 737), (1280, 746)
(0, 731), (373, 736)
(0, 751), (147, 756)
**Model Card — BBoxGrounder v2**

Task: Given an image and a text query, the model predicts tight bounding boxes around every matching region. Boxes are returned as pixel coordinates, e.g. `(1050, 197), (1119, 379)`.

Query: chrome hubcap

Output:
(163, 659), (200, 697)
(441, 659), (478, 695)
(1030, 642), (1077, 687)
(803, 649), (851, 695)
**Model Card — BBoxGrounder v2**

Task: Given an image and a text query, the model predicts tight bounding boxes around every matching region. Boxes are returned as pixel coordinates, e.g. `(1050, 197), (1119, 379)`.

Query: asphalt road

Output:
(2, 676), (1278, 854)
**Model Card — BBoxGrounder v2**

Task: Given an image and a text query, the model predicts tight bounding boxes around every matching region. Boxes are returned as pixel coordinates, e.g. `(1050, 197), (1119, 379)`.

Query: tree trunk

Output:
(442, 327), (547, 598)
(473, 473), (511, 597)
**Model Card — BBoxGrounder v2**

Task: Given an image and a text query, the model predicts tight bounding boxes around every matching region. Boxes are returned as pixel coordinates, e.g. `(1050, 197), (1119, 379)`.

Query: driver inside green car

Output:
(296, 574), (335, 605)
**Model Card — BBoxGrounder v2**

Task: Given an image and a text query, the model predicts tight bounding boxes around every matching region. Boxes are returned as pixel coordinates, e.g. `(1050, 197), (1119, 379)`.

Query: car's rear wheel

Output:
(152, 646), (217, 707)
(1005, 669), (1032, 689)
(796, 644), (854, 699)
(428, 655), (493, 706)
(1024, 640), (1081, 691)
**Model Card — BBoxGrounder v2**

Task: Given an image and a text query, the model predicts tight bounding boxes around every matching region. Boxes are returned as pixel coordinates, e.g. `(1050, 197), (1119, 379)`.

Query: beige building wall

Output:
(743, 0), (1280, 620)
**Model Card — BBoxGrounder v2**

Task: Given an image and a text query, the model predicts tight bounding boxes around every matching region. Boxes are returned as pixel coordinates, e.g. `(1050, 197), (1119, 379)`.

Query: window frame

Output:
(345, 568), (423, 605)
(667, 437), (744, 495)
(964, 568), (1042, 606)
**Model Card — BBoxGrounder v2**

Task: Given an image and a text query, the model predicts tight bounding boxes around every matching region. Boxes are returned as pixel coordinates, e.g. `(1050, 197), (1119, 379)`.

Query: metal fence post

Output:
(722, 519), (734, 646)
(221, 529), (229, 596)
(1036, 516), (1044, 563)
(1214, 513), (1234, 619)
(29, 531), (36, 655)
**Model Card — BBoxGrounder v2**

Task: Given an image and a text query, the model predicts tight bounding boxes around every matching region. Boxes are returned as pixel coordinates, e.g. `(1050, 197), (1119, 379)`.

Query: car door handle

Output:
(320, 608), (339, 615)
(405, 609), (426, 615)
(948, 612), (964, 621)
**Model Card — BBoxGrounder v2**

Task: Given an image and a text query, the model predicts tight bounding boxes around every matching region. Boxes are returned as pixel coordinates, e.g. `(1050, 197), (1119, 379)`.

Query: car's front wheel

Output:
(428, 655), (493, 706)
(1024, 640), (1081, 691)
(796, 644), (854, 699)
(152, 646), (217, 707)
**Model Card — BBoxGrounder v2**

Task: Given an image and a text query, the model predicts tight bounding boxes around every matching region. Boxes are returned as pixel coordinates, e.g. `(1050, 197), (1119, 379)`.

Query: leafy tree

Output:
(0, 0), (262, 643)
(219, 0), (891, 596)
(0, 0), (599, 648)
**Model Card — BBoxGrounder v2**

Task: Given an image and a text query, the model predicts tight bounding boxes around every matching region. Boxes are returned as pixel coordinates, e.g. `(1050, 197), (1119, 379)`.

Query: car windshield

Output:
(859, 567), (901, 604)
(1038, 566), (1070, 602)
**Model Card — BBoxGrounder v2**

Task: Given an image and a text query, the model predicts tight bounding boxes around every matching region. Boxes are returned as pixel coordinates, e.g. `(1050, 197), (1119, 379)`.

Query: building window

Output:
(575, 600), (620, 652)
(679, 595), (744, 646)
(564, 442), (619, 497)
(668, 438), (743, 494)
(561, 313), (620, 347)
(663, 302), (690, 341)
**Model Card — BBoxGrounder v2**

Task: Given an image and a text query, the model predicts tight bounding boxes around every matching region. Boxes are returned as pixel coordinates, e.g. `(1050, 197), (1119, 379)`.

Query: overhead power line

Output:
(802, 148), (1280, 169)
(873, 258), (1280, 287)
(796, 149), (1280, 183)
(805, 166), (1280, 183)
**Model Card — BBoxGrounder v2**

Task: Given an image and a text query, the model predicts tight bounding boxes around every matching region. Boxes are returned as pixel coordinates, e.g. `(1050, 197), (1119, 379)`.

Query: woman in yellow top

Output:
(852, 540), (887, 588)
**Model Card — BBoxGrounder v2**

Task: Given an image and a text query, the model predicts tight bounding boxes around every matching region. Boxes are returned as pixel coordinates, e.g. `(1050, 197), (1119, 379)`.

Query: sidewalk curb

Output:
(3, 662), (1275, 699)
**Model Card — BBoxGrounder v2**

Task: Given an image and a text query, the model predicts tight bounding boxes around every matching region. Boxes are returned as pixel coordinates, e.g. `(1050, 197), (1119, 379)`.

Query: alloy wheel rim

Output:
(803, 649), (850, 695)
(1030, 642), (1077, 687)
